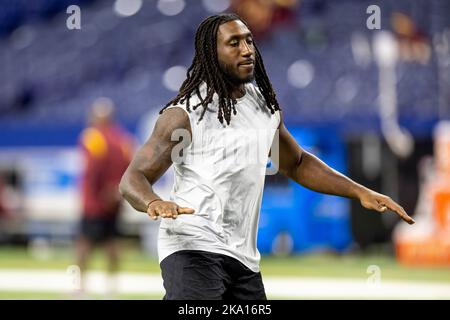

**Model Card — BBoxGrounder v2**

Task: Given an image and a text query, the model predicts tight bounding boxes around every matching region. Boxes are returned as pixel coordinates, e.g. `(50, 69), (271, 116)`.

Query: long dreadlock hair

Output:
(160, 13), (281, 125)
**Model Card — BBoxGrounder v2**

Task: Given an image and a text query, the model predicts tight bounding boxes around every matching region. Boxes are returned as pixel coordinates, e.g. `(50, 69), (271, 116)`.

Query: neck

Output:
(230, 84), (246, 99)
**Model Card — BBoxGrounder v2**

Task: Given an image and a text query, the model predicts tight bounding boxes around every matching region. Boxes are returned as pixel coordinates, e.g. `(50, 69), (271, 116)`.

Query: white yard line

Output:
(0, 269), (449, 299)
(263, 277), (450, 299)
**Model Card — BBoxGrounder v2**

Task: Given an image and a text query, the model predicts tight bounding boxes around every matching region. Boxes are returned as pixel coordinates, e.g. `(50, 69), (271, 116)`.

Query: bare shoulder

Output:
(152, 107), (191, 140)
(276, 109), (284, 130)
(278, 109), (284, 121)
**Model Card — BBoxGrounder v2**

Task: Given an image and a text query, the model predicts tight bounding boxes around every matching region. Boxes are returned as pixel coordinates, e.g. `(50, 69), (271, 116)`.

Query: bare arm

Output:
(275, 112), (415, 224)
(119, 108), (194, 219)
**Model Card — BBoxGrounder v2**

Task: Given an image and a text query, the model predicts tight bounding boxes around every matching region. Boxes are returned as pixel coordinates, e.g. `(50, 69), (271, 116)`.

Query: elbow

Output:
(295, 151), (305, 170)
(118, 171), (129, 198)
(284, 152), (305, 179)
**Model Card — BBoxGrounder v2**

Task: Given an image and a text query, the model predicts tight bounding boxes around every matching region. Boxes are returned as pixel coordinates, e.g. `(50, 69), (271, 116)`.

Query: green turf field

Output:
(0, 243), (449, 300)
(0, 291), (161, 300)
(0, 245), (448, 283)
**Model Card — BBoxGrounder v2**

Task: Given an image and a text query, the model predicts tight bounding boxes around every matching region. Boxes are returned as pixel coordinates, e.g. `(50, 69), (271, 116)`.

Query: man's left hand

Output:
(359, 189), (415, 225)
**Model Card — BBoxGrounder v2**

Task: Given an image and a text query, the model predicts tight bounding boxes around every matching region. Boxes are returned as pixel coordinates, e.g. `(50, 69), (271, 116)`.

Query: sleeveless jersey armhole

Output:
(163, 105), (194, 151)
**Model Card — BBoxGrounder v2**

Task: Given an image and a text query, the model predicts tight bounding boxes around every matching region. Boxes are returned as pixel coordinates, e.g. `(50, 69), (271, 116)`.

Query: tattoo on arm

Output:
(119, 108), (191, 212)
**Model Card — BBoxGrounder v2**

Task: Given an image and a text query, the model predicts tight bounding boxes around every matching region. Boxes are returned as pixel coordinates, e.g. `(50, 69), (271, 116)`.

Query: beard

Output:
(219, 61), (254, 85)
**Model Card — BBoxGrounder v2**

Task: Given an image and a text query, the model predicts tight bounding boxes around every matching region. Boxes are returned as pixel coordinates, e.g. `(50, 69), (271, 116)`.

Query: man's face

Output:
(216, 20), (255, 85)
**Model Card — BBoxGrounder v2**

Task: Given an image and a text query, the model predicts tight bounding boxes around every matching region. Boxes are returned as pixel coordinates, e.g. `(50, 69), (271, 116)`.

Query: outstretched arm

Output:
(275, 112), (415, 225)
(119, 108), (194, 220)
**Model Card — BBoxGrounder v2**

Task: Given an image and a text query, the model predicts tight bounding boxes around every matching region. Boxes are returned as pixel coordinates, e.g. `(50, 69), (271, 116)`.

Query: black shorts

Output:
(160, 250), (266, 300)
(79, 215), (119, 243)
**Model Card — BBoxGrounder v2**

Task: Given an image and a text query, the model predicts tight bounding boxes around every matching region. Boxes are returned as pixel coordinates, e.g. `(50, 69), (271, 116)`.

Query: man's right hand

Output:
(147, 200), (195, 220)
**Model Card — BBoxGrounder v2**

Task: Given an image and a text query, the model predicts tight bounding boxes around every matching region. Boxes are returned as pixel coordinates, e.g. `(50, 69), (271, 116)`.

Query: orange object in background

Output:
(396, 232), (450, 266)
(434, 122), (450, 176)
(395, 189), (450, 266)
(394, 122), (450, 266)
(433, 187), (450, 232)
(433, 122), (450, 233)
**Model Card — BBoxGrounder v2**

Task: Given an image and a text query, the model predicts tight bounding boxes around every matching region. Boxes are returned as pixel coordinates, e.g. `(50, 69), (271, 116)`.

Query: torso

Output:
(158, 82), (280, 272)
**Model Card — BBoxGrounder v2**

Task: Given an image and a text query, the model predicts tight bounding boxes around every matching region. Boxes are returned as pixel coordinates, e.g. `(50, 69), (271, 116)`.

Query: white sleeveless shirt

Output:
(158, 82), (280, 272)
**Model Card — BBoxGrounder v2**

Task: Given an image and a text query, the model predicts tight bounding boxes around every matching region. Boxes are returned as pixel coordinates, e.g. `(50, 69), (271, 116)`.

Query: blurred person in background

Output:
(119, 14), (415, 300)
(0, 175), (10, 243)
(231, 0), (299, 39)
(76, 97), (134, 297)
(0, 172), (23, 244)
(0, 176), (8, 218)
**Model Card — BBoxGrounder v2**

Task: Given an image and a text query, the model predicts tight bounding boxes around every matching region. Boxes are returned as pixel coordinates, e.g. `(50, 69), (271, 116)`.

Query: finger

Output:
(171, 205), (178, 219)
(377, 202), (387, 212)
(384, 200), (415, 225)
(147, 207), (159, 220)
(167, 207), (179, 219)
(368, 199), (387, 212)
(162, 209), (175, 218)
(361, 198), (385, 212)
(154, 207), (165, 220)
(160, 210), (168, 218)
(396, 208), (415, 224)
(158, 205), (179, 219)
(177, 207), (195, 215)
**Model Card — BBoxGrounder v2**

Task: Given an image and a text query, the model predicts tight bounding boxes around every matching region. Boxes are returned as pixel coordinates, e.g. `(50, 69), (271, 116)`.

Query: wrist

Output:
(351, 184), (368, 200)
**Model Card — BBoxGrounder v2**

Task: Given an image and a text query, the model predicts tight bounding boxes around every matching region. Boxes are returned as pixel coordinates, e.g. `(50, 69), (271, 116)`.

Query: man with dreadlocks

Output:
(119, 13), (415, 300)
